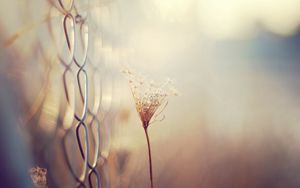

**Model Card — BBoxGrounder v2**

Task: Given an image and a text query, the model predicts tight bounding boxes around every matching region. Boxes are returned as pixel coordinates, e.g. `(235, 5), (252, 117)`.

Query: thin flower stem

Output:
(144, 127), (154, 188)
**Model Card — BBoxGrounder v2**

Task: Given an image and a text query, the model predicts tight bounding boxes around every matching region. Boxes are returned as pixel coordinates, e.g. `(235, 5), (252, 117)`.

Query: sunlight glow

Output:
(154, 0), (192, 22)
(152, 0), (300, 38)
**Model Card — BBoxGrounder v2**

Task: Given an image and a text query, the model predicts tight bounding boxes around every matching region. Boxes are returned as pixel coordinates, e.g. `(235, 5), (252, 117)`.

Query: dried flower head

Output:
(29, 167), (48, 188)
(122, 68), (178, 128)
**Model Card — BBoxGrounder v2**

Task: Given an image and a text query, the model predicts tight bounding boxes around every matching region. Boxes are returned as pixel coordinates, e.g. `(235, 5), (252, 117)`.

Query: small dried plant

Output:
(29, 166), (48, 188)
(123, 68), (178, 188)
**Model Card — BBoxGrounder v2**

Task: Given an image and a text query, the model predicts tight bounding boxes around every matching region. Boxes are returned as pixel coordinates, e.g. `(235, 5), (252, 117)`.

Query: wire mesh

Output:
(54, 0), (104, 187)
(8, 0), (120, 187)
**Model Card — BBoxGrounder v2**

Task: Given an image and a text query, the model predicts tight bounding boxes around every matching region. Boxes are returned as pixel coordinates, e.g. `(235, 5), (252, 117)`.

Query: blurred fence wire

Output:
(57, 0), (100, 187)
(2, 0), (120, 187)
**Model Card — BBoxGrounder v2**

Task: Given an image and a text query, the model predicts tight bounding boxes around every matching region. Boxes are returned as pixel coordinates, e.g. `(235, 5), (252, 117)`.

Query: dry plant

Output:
(29, 166), (48, 188)
(122, 68), (178, 188)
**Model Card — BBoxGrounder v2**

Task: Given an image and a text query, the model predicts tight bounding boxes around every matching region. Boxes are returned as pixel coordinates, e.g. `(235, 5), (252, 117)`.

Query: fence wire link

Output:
(47, 0), (108, 187)
(4, 0), (119, 186)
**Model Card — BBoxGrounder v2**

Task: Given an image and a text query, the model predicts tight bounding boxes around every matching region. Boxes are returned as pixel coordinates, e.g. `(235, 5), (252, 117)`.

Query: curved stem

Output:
(144, 127), (153, 188)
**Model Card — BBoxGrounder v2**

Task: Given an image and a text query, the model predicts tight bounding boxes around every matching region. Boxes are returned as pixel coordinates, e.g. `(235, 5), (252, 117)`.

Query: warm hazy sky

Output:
(2, 1), (300, 187)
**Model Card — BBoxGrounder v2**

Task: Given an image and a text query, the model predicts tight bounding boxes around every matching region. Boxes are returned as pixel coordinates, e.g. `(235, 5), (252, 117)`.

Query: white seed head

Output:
(122, 68), (178, 127)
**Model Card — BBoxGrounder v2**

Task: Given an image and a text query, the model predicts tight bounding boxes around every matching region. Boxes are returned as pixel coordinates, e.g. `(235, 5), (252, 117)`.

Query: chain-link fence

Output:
(2, 0), (122, 187)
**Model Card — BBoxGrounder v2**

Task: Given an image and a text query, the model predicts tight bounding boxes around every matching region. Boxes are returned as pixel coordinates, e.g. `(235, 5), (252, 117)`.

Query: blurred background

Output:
(1, 0), (300, 187)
